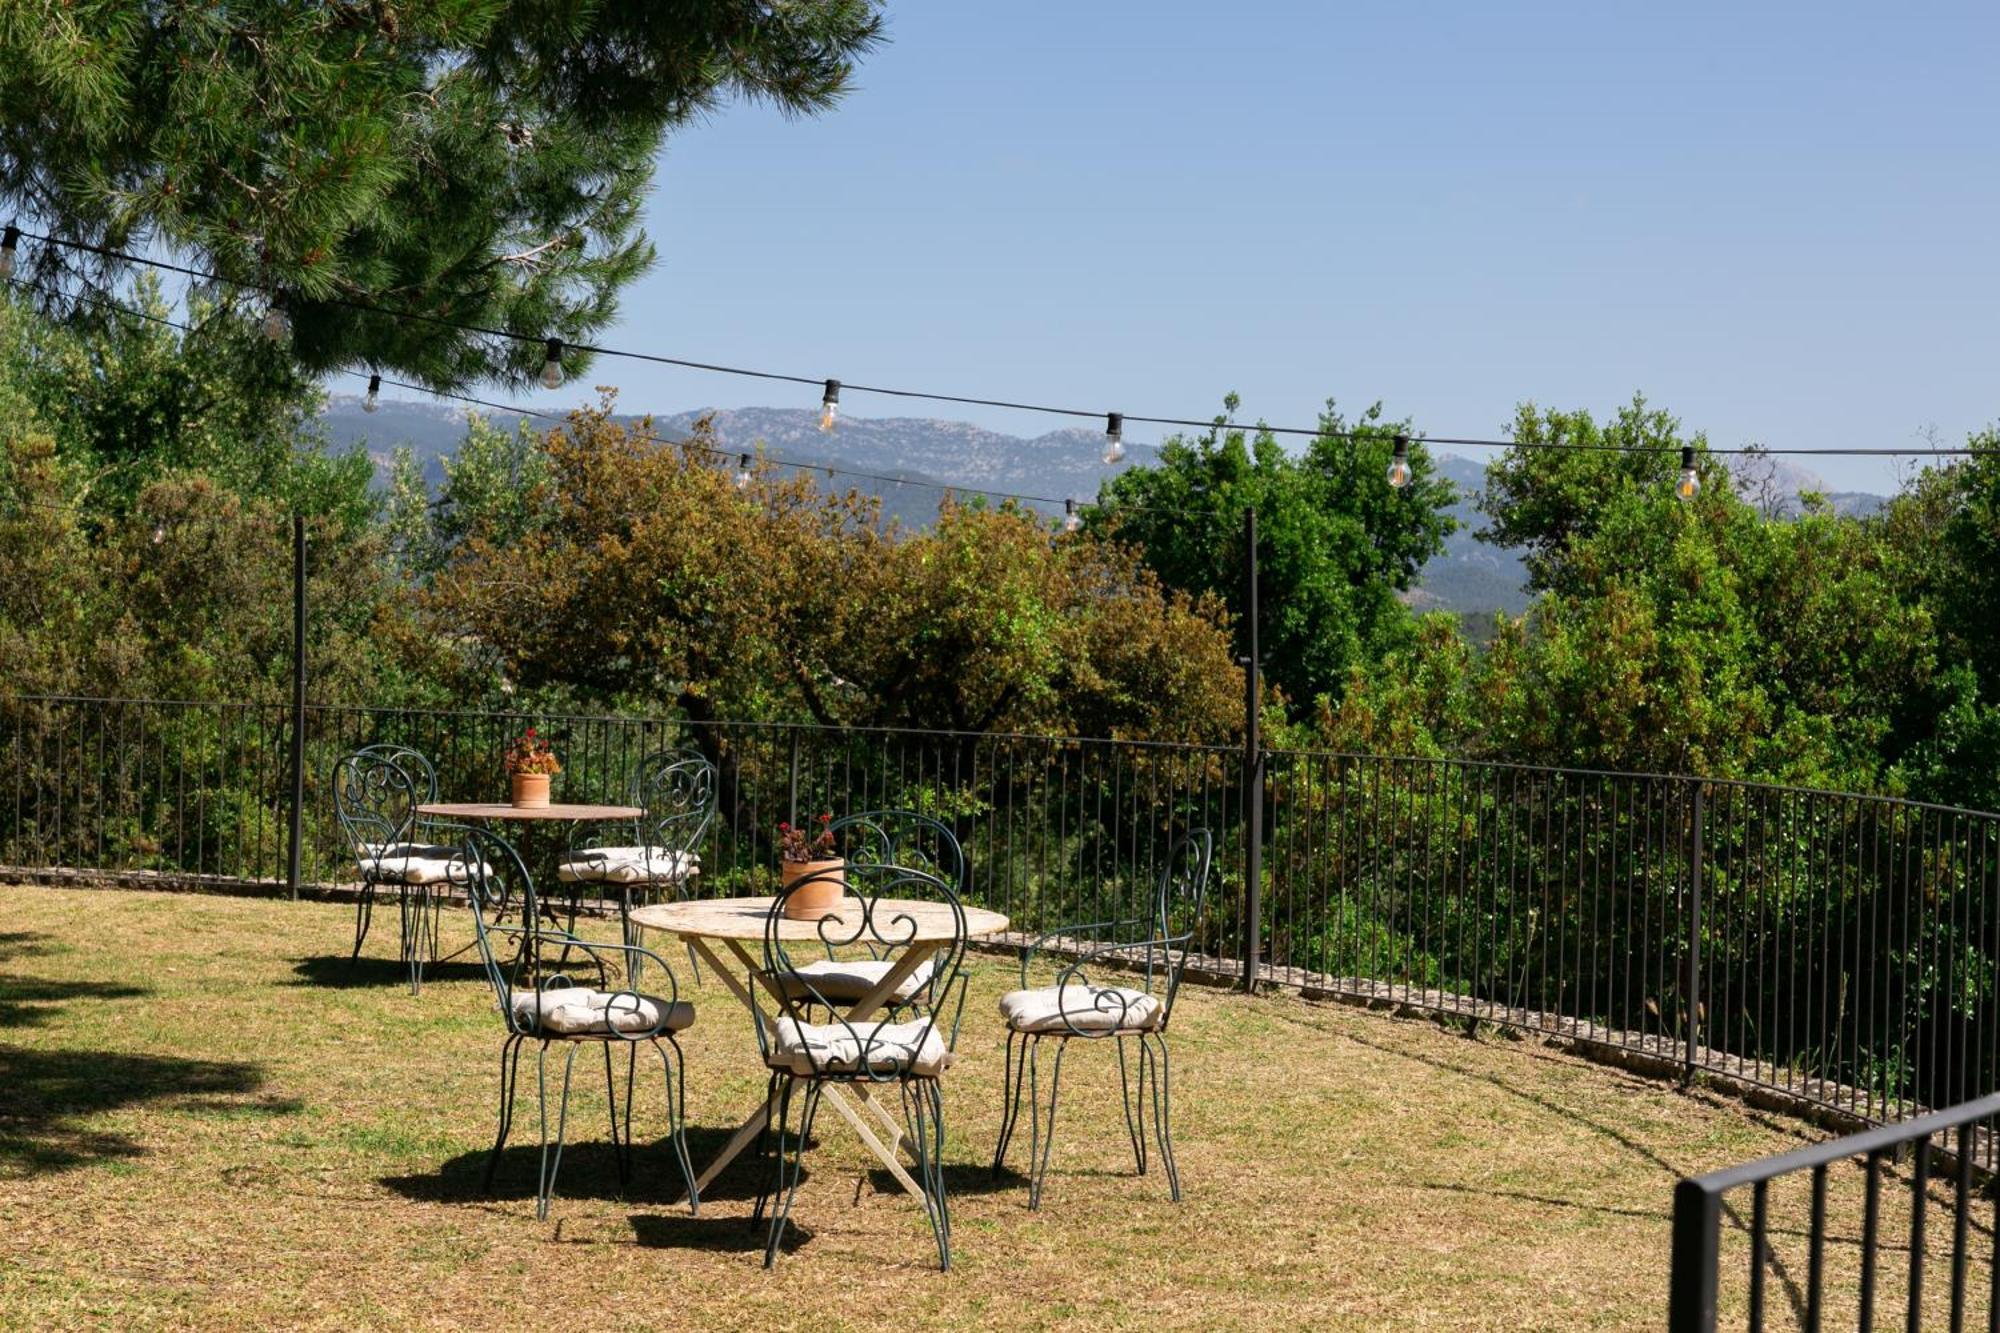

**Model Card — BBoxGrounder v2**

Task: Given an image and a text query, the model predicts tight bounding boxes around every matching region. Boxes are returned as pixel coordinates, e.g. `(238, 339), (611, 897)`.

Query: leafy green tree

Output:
(420, 401), (1244, 740)
(3, 280), (370, 521)
(1090, 395), (1455, 717)
(0, 1), (884, 387)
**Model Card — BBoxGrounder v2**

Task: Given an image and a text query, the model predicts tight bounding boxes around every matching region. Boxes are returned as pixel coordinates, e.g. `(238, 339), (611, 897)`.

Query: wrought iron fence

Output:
(1669, 1090), (2000, 1332)
(5, 695), (2000, 1139)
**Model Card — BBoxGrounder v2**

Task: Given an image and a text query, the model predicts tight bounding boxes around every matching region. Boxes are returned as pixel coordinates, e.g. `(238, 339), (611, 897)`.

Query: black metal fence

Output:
(1669, 1091), (2000, 1332)
(5, 695), (2000, 1141)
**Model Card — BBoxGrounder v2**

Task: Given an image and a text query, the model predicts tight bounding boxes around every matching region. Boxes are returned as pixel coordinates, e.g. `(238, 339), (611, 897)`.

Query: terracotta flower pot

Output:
(781, 858), (847, 920)
(510, 772), (551, 809)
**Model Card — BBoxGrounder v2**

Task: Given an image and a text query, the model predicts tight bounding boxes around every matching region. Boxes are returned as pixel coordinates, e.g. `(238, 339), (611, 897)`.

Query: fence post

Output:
(1685, 780), (1704, 1083)
(788, 729), (801, 826)
(1667, 1178), (1721, 1333)
(284, 513), (307, 900)
(1241, 505), (1262, 993)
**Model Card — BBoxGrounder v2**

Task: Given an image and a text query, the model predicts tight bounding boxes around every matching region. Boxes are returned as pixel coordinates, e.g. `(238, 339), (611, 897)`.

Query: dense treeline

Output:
(3, 289), (1998, 813)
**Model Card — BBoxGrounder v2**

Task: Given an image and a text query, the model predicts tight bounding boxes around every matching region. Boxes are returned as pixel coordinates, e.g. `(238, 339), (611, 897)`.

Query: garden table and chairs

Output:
(631, 811), (1007, 1270)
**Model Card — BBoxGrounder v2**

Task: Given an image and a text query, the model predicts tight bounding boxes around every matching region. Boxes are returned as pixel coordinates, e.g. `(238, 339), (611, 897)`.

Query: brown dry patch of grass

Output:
(0, 885), (1974, 1330)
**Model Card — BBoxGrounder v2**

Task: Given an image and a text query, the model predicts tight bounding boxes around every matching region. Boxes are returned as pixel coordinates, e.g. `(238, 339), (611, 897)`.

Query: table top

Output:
(417, 802), (642, 822)
(631, 895), (1008, 944)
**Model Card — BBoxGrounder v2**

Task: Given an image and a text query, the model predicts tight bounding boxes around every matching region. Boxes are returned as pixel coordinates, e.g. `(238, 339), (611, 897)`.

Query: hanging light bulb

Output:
(260, 301), (290, 344)
(819, 378), (840, 433)
(1103, 412), (1126, 465)
(0, 224), (19, 280)
(733, 453), (753, 490)
(539, 337), (564, 390)
(363, 373), (381, 414)
(1677, 445), (1700, 500)
(1062, 498), (1083, 534)
(1387, 434), (1412, 489)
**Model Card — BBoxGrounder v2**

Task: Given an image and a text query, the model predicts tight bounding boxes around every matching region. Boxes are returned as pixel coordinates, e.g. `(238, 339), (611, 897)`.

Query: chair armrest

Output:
(1018, 917), (1143, 987)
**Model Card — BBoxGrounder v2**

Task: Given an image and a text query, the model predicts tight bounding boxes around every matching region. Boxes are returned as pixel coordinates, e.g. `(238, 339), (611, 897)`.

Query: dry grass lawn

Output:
(0, 884), (1974, 1330)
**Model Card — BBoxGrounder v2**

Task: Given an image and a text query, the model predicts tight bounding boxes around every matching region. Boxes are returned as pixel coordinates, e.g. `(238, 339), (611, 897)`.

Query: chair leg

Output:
(620, 889), (644, 990)
(658, 1035), (700, 1216)
(905, 1079), (951, 1271)
(350, 883), (376, 964)
(764, 1079), (820, 1268)
(1145, 1032), (1181, 1202)
(483, 1035), (524, 1192)
(1026, 1035), (1068, 1211)
(750, 1073), (783, 1230)
(992, 1028), (1030, 1178)
(536, 1042), (579, 1221)
(397, 887), (421, 996)
(1117, 1034), (1149, 1176)
(603, 1042), (631, 1190)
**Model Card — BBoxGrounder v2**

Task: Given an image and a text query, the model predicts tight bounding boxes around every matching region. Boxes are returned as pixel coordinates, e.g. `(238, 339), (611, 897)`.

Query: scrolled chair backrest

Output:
(633, 747), (717, 857)
(332, 745), (440, 866)
(1147, 827), (1213, 1024)
(828, 810), (966, 898)
(1051, 827), (1214, 1033)
(759, 851), (967, 1082)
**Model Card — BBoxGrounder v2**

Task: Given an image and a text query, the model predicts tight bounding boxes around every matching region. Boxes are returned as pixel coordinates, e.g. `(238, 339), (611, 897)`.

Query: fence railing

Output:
(5, 695), (1999, 1143)
(1669, 1090), (2000, 1332)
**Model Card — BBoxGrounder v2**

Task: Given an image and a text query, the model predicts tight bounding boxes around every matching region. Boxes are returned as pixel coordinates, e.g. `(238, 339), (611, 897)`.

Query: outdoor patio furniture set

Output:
(332, 744), (1214, 1270)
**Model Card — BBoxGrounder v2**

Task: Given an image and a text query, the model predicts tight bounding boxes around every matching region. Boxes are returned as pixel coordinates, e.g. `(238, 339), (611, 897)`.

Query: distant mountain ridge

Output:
(321, 397), (1887, 622)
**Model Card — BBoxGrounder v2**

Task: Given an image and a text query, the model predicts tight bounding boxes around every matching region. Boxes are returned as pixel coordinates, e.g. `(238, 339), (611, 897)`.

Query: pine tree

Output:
(0, 2), (883, 388)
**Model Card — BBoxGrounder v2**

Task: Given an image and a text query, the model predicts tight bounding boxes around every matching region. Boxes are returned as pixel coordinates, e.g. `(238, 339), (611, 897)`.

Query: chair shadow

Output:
(289, 955), (491, 991)
(380, 1124), (797, 1207)
(0, 1044), (285, 1174)
(628, 1211), (813, 1256)
(865, 1159), (1032, 1199)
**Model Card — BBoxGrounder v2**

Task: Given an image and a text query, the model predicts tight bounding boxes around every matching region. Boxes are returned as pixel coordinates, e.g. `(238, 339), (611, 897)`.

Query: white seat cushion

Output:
(766, 1016), (952, 1078)
(509, 986), (695, 1036)
(359, 843), (479, 886)
(777, 957), (935, 1004)
(998, 984), (1163, 1034)
(557, 846), (700, 885)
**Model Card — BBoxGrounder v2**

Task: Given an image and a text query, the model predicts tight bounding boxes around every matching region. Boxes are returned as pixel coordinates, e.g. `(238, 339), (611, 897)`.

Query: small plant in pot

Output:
(505, 728), (561, 808)
(778, 813), (845, 920)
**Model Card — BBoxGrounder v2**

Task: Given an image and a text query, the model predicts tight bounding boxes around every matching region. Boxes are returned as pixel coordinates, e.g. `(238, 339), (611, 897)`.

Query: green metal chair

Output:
(748, 823), (971, 1270)
(558, 748), (716, 985)
(458, 824), (700, 1222)
(332, 744), (453, 994)
(991, 829), (1214, 1208)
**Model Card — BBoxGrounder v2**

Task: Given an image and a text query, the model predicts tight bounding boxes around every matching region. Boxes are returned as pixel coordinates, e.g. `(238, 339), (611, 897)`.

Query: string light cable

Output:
(5, 223), (1994, 464)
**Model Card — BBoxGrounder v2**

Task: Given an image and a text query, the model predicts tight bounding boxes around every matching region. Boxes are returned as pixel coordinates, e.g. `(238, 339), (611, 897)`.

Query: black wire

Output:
(14, 225), (1996, 460)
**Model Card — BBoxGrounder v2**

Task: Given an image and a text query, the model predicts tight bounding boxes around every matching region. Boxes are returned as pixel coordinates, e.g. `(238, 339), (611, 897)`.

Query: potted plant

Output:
(505, 728), (561, 809)
(778, 812), (845, 920)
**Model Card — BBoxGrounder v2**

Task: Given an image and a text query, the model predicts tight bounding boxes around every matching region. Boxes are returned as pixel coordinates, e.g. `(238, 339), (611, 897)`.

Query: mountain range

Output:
(321, 398), (1887, 624)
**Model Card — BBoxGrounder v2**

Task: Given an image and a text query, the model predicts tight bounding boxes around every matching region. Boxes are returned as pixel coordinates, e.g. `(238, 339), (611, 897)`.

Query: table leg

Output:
(651, 929), (944, 1205)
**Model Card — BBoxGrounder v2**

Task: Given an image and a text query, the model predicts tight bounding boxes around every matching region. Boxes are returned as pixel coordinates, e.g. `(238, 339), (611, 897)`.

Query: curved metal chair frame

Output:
(991, 829), (1214, 1209)
(785, 810), (968, 1022)
(564, 749), (717, 985)
(458, 824), (700, 1223)
(332, 744), (447, 994)
(747, 830), (970, 1271)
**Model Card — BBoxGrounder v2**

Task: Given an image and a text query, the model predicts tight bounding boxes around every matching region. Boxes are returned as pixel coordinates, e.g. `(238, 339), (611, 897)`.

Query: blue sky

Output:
(507, 2), (1997, 493)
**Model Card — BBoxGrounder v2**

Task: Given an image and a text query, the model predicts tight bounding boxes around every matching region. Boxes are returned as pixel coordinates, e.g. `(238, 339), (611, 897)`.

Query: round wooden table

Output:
(417, 801), (642, 823)
(418, 802), (643, 930)
(631, 895), (1009, 1202)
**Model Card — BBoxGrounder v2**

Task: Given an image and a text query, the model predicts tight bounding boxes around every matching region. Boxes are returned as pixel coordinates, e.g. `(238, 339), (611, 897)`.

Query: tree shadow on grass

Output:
(0, 931), (150, 1029)
(288, 954), (490, 991)
(381, 1124), (787, 1208)
(0, 1044), (284, 1175)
